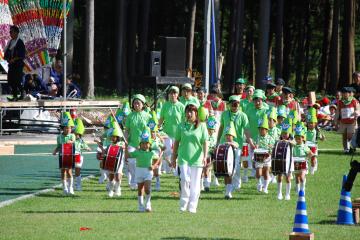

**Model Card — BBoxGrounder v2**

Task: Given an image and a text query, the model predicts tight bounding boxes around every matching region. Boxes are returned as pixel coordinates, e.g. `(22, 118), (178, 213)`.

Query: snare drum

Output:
(213, 144), (235, 177)
(271, 141), (292, 175)
(59, 143), (75, 169)
(103, 145), (124, 173)
(306, 141), (318, 156)
(293, 157), (307, 171)
(254, 148), (270, 163)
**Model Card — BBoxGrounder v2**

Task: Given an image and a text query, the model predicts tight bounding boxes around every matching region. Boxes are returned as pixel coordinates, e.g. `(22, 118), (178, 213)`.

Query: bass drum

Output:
(213, 144), (235, 177)
(271, 141), (292, 175)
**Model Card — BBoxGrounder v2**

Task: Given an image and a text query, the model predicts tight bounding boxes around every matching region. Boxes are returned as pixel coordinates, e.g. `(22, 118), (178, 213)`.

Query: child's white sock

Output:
(138, 195), (144, 211)
(263, 179), (269, 192)
(277, 182), (282, 195)
(285, 182), (291, 198)
(145, 194), (151, 210)
(300, 179), (306, 193)
(62, 179), (68, 193)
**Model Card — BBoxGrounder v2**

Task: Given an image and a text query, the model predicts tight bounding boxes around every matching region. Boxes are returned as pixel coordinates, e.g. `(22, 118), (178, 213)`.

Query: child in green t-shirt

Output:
(52, 112), (76, 195)
(128, 128), (160, 212)
(203, 116), (218, 192)
(73, 118), (91, 191)
(293, 124), (313, 195)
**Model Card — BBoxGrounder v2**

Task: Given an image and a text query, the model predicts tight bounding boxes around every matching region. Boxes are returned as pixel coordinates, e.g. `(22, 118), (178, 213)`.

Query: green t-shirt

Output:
(151, 137), (164, 153)
(293, 144), (311, 158)
(125, 111), (151, 147)
(160, 101), (185, 138)
(256, 134), (275, 153)
(220, 110), (249, 146)
(245, 103), (269, 140)
(57, 133), (75, 148)
(130, 150), (159, 168)
(74, 138), (89, 154)
(268, 126), (281, 142)
(240, 99), (252, 113)
(306, 128), (317, 143)
(175, 121), (208, 167)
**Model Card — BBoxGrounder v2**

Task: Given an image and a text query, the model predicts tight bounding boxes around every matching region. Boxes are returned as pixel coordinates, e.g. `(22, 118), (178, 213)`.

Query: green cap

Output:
(277, 105), (287, 118)
(229, 95), (241, 102)
(182, 83), (192, 90)
(122, 102), (131, 116)
(280, 118), (292, 134)
(258, 114), (269, 129)
(74, 118), (85, 135)
(61, 112), (75, 127)
(185, 98), (200, 109)
(246, 85), (255, 91)
(147, 110), (158, 131)
(140, 127), (152, 144)
(224, 121), (237, 138)
(307, 107), (318, 123)
(267, 106), (278, 121)
(168, 86), (179, 93)
(207, 116), (217, 130)
(132, 94), (146, 104)
(253, 89), (266, 100)
(288, 109), (298, 121)
(104, 115), (115, 128)
(111, 121), (123, 138)
(235, 78), (247, 84)
(294, 122), (305, 137)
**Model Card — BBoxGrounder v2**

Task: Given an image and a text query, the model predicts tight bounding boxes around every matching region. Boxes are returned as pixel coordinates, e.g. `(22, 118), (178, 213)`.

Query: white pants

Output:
(179, 164), (203, 212)
(127, 146), (137, 188)
(232, 149), (242, 187)
(164, 137), (175, 158)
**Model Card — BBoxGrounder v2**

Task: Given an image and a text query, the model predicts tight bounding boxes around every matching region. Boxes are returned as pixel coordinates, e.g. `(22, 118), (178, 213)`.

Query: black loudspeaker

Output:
(145, 51), (161, 77)
(159, 37), (186, 77)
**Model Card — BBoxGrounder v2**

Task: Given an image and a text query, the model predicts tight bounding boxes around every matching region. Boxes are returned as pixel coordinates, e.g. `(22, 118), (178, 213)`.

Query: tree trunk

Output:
(275, 0), (284, 80)
(318, 0), (332, 91)
(138, 0), (151, 76)
(302, 2), (311, 91)
(234, 0), (245, 79)
(127, 0), (139, 80)
(328, 0), (340, 94)
(187, 0), (196, 71)
(282, 0), (293, 84)
(114, 0), (128, 93)
(294, 1), (307, 91)
(84, 0), (94, 98)
(339, 0), (356, 87)
(255, 0), (271, 89)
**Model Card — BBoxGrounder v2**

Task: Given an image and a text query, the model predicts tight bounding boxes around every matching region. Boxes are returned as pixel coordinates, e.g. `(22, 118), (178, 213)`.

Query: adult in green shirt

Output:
(125, 94), (151, 190)
(171, 100), (208, 213)
(180, 83), (200, 107)
(240, 85), (254, 113)
(217, 95), (254, 190)
(158, 86), (185, 173)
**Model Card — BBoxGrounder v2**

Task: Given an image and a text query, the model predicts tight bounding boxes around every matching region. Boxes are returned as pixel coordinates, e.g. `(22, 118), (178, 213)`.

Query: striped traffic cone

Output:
(292, 190), (310, 233)
(336, 175), (354, 225)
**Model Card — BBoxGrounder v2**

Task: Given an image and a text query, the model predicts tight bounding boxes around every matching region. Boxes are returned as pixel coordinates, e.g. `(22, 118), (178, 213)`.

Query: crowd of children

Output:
(53, 79), (360, 213)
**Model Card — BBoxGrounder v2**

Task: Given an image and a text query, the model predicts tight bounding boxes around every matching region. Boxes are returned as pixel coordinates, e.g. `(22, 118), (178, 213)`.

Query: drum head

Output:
(226, 145), (234, 176)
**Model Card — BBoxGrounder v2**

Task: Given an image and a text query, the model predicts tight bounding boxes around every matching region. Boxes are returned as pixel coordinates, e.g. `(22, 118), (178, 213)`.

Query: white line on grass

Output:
(0, 175), (96, 208)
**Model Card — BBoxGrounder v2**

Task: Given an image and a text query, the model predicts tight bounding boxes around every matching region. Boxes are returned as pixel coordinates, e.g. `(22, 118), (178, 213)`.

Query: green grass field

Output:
(0, 132), (359, 240)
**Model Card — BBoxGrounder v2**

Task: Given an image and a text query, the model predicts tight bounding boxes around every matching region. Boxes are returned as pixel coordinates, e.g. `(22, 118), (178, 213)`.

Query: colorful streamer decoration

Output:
(0, 0), (13, 60)
(8, 0), (50, 73)
(39, 0), (72, 57)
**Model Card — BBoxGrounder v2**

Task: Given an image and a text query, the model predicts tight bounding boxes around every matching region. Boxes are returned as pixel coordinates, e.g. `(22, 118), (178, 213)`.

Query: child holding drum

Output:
(254, 114), (274, 194)
(293, 123), (313, 194)
(276, 118), (295, 200)
(99, 121), (126, 197)
(128, 128), (160, 212)
(306, 107), (324, 174)
(53, 112), (76, 195)
(203, 116), (218, 192)
(73, 118), (91, 191)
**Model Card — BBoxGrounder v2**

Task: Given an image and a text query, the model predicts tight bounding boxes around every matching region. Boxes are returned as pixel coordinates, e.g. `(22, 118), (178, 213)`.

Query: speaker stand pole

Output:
(203, 0), (211, 94)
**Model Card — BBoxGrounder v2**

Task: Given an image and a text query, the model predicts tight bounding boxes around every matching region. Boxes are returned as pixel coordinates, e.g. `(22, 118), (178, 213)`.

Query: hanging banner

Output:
(39, 0), (72, 57)
(8, 0), (50, 73)
(0, 0), (13, 62)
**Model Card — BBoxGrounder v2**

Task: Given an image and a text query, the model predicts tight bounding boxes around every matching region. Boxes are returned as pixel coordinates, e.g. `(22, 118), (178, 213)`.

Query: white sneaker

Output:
(145, 202), (152, 212)
(155, 182), (160, 191)
(63, 189), (69, 195)
(108, 190), (114, 198)
(212, 178), (220, 186)
(115, 187), (121, 197)
(310, 167), (315, 175)
(277, 193), (283, 200)
(285, 194), (290, 200)
(257, 184), (263, 192)
(188, 208), (197, 213)
(68, 187), (75, 195)
(263, 188), (268, 194)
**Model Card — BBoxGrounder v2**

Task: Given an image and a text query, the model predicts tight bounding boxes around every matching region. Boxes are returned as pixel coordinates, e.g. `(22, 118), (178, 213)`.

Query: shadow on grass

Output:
(161, 237), (242, 240)
(23, 210), (140, 214)
(316, 220), (336, 225)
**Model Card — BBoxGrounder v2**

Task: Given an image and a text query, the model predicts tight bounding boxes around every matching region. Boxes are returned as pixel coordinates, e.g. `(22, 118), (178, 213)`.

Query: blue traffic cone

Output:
(336, 175), (354, 225)
(293, 190), (310, 233)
